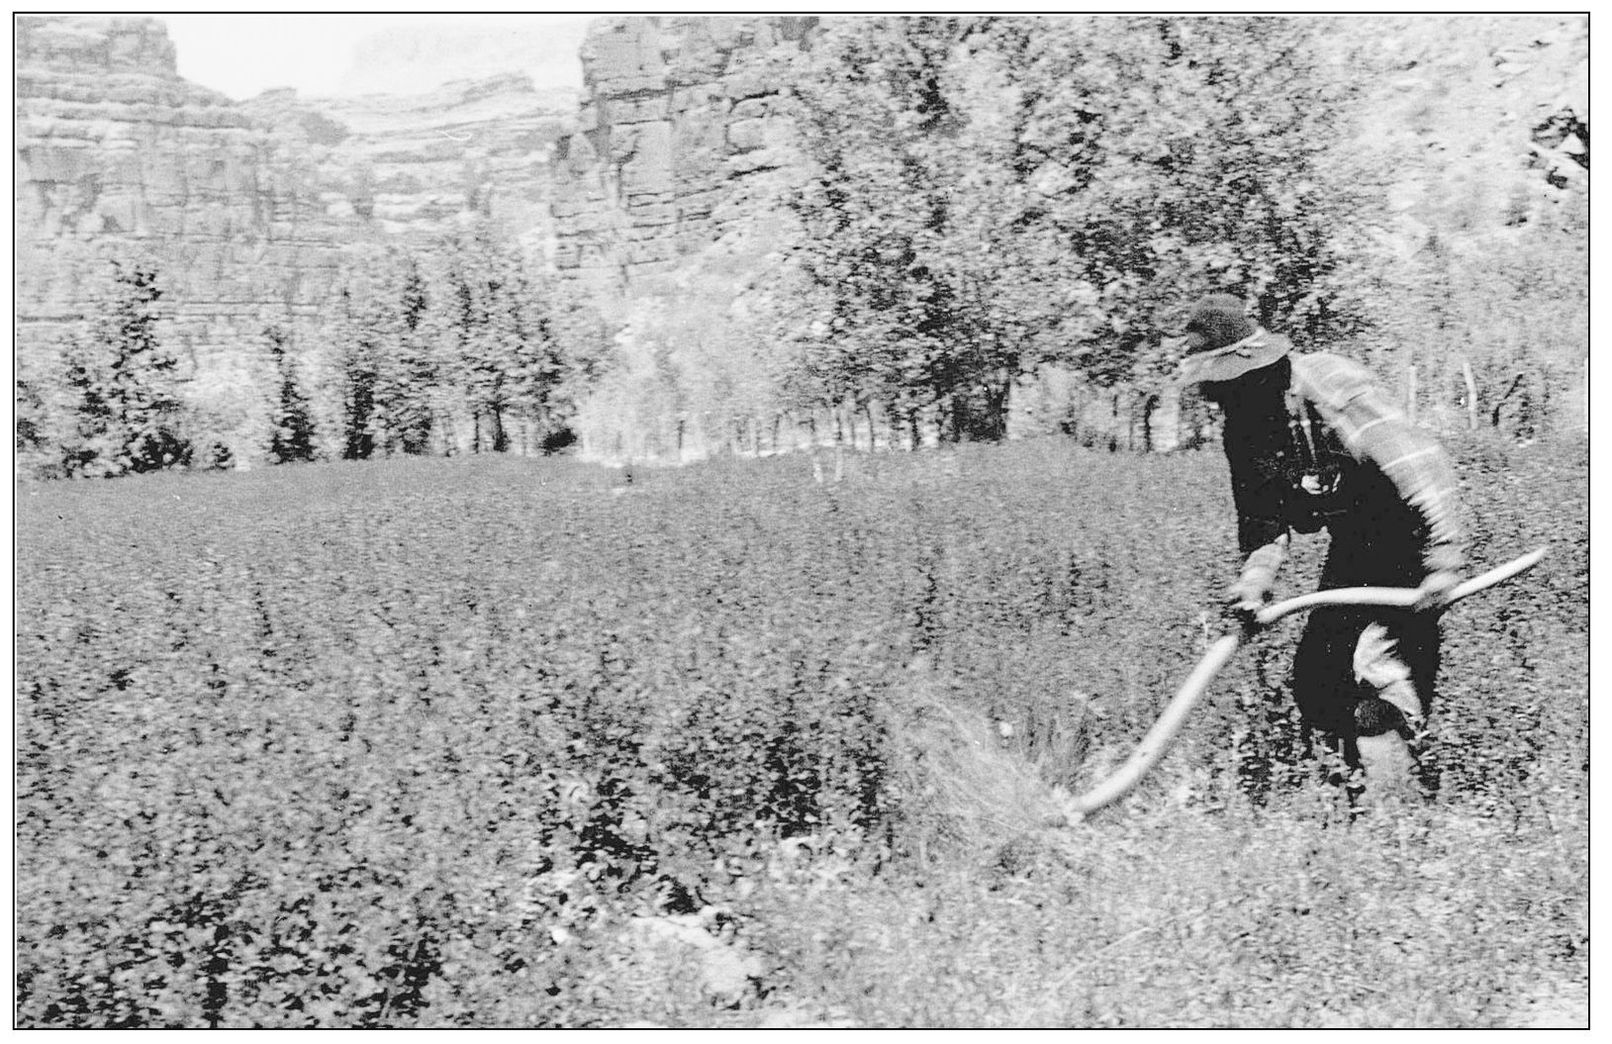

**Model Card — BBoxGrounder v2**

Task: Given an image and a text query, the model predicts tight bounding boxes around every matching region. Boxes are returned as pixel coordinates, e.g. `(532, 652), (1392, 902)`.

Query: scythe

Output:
(1064, 546), (1549, 821)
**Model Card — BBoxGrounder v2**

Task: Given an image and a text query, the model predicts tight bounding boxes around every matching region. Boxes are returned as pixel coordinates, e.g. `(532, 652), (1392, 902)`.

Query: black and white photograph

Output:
(12, 8), (1590, 1029)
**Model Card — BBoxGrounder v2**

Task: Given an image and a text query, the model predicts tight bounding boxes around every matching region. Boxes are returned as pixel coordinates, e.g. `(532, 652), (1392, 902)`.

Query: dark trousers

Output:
(1290, 522), (1441, 742)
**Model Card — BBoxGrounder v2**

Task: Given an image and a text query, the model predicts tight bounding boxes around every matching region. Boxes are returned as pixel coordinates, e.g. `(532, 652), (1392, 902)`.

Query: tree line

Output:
(15, 224), (608, 480)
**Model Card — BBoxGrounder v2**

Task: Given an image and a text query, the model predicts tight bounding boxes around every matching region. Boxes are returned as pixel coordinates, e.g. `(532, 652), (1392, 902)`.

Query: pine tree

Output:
(59, 260), (192, 477)
(333, 285), (380, 461)
(441, 224), (557, 454)
(391, 256), (437, 455)
(15, 350), (66, 479)
(265, 324), (317, 464)
(14, 369), (46, 458)
(109, 263), (191, 472)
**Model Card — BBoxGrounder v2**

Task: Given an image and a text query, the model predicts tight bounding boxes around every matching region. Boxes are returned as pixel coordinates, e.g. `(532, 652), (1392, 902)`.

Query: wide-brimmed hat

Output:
(1172, 294), (1290, 385)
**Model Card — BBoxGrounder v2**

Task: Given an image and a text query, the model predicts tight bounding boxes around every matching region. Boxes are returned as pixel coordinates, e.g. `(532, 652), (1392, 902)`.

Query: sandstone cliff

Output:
(15, 15), (578, 369)
(241, 77), (577, 254)
(550, 16), (817, 294)
(14, 16), (346, 359)
(1321, 15), (1587, 258)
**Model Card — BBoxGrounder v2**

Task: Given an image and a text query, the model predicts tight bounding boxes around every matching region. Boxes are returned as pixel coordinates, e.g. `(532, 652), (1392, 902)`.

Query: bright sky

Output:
(162, 13), (594, 100)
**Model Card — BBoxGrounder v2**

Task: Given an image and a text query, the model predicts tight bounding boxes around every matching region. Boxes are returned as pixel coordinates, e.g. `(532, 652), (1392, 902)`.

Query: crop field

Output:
(13, 436), (1588, 1028)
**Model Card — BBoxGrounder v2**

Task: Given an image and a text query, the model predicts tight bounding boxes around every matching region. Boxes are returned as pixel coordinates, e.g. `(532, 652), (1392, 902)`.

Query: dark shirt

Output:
(1226, 352), (1466, 580)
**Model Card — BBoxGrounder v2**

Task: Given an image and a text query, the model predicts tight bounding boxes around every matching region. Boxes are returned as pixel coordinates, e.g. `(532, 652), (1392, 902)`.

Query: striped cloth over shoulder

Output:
(1291, 353), (1466, 576)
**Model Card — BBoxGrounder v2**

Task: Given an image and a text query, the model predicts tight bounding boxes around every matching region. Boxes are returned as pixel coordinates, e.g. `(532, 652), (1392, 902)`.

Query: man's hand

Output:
(1224, 575), (1270, 632)
(1225, 539), (1284, 633)
(1412, 569), (1459, 613)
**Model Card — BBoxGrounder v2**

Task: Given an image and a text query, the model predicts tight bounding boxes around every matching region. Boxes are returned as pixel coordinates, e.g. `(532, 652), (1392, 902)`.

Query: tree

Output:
(265, 324), (318, 464)
(58, 338), (116, 477)
(332, 283), (381, 461)
(14, 370), (46, 457)
(781, 16), (1369, 439)
(14, 352), (62, 479)
(787, 17), (997, 441)
(539, 276), (612, 452)
(435, 233), (507, 453)
(497, 256), (571, 454)
(321, 223), (587, 460)
(429, 223), (573, 455)
(59, 259), (192, 477)
(986, 16), (1369, 383)
(361, 255), (441, 456)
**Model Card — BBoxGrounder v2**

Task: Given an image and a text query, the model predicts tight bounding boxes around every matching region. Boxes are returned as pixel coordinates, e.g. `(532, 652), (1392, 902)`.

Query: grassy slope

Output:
(13, 437), (1587, 1027)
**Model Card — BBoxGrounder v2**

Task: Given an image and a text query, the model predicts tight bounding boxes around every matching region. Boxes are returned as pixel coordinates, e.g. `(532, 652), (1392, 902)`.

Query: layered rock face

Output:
(242, 77), (576, 254)
(1322, 15), (1588, 253)
(551, 16), (817, 293)
(14, 16), (346, 359)
(15, 15), (577, 370)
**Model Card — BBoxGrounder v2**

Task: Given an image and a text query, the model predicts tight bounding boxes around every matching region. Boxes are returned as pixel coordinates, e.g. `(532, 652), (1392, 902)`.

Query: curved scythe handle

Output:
(1064, 546), (1548, 821)
(1253, 546), (1550, 627)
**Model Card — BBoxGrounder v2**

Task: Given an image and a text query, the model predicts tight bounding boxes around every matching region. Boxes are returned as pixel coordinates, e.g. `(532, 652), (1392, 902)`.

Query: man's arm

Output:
(1225, 447), (1291, 612)
(1295, 355), (1467, 603)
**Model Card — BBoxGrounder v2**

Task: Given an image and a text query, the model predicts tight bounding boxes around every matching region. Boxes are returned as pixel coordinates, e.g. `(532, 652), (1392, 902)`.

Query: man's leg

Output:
(1349, 618), (1417, 793)
(1293, 608), (1429, 797)
(1299, 520), (1441, 797)
(1292, 605), (1372, 794)
(1360, 609), (1442, 795)
(1291, 605), (1363, 738)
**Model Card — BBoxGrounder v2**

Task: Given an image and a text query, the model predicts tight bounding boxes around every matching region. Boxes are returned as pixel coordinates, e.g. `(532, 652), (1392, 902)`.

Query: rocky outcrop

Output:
(1319, 15), (1588, 256)
(242, 77), (576, 253)
(15, 15), (578, 370)
(551, 16), (817, 293)
(14, 15), (348, 360)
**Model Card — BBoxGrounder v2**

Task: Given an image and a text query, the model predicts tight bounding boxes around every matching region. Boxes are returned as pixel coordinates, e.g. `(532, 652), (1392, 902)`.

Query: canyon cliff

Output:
(14, 16), (338, 359)
(14, 15), (814, 360)
(550, 16), (818, 294)
(14, 15), (577, 369)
